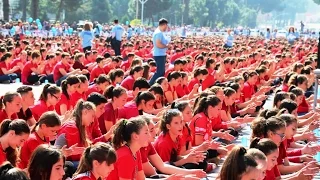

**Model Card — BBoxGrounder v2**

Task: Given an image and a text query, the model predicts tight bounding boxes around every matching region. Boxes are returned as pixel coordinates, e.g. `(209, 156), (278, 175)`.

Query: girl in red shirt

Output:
(282, 72), (296, 92)
(30, 84), (61, 121)
(120, 65), (144, 90)
(55, 100), (107, 162)
(154, 109), (210, 171)
(242, 71), (258, 101)
(89, 56), (106, 83)
(188, 67), (208, 92)
(43, 53), (55, 83)
(165, 71), (181, 104)
(86, 74), (111, 97)
(19, 111), (61, 169)
(21, 50), (46, 85)
(108, 69), (124, 86)
(28, 145), (65, 180)
(73, 143), (117, 180)
(0, 119), (30, 166)
(250, 138), (280, 180)
(71, 75), (89, 107)
(0, 52), (19, 83)
(107, 118), (149, 180)
(149, 84), (165, 109)
(0, 92), (21, 123)
(55, 75), (80, 115)
(118, 91), (155, 119)
(288, 75), (310, 114)
(140, 115), (206, 179)
(218, 146), (267, 180)
(100, 86), (127, 134)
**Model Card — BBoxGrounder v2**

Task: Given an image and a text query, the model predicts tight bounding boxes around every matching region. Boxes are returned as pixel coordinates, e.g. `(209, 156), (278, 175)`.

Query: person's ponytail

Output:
(112, 119), (128, 150)
(75, 146), (92, 175)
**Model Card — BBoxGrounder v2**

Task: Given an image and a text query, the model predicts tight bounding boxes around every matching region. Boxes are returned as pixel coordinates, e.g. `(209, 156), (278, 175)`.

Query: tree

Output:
(246, 0), (282, 13)
(189, 0), (208, 26)
(313, 0), (320, 4)
(3, 0), (9, 21)
(31, 0), (40, 19)
(240, 7), (257, 27)
(90, 0), (113, 23)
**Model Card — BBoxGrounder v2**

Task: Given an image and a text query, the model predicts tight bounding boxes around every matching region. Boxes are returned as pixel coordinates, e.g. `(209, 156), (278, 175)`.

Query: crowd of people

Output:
(0, 17), (318, 180)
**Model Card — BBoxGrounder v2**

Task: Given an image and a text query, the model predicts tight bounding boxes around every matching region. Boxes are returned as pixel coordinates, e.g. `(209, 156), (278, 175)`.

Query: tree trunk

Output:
(22, 0), (27, 21)
(31, 0), (39, 19)
(56, 0), (64, 21)
(3, 0), (10, 21)
(183, 0), (190, 24)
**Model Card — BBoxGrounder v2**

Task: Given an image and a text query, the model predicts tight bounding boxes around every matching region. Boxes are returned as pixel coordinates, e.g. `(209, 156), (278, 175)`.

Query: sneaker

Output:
(33, 81), (41, 85)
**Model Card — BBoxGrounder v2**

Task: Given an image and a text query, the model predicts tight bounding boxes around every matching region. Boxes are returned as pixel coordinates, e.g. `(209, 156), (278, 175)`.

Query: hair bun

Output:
(239, 146), (247, 156)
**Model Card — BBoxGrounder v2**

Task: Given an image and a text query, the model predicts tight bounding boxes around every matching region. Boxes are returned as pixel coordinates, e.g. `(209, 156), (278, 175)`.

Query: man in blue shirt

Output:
(111, 19), (124, 56)
(149, 18), (169, 85)
(127, 25), (133, 40)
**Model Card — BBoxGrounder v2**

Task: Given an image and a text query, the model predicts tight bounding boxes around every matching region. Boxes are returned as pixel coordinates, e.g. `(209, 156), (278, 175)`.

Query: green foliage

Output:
(313, 0), (320, 4)
(130, 19), (142, 26)
(90, 0), (112, 23)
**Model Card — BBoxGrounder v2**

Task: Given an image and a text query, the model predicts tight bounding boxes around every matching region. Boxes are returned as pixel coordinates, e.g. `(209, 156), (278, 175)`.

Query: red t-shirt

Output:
(264, 165), (281, 180)
(140, 142), (157, 163)
(90, 66), (105, 82)
(86, 84), (103, 97)
(19, 132), (49, 169)
(179, 124), (193, 152)
(103, 65), (113, 75)
(282, 84), (289, 92)
(0, 144), (7, 165)
(120, 75), (135, 90)
(189, 112), (213, 146)
(43, 63), (54, 75)
(107, 146), (143, 180)
(10, 58), (22, 74)
(71, 91), (87, 108)
(30, 100), (55, 121)
(53, 62), (71, 82)
(21, 61), (37, 84)
(86, 117), (105, 142)
(0, 109), (18, 123)
(297, 96), (309, 114)
(99, 102), (118, 134)
(73, 172), (99, 180)
(118, 101), (140, 119)
(55, 94), (72, 115)
(187, 78), (200, 93)
(120, 61), (131, 72)
(242, 82), (255, 100)
(202, 70), (216, 91)
(57, 121), (106, 161)
(277, 141), (288, 165)
(154, 133), (181, 162)
(0, 61), (9, 75)
(176, 84), (188, 98)
(164, 67), (174, 78)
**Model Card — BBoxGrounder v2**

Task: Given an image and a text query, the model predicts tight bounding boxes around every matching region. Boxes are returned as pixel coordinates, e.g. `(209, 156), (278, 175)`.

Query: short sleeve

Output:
(117, 154), (135, 179)
(194, 117), (208, 136)
(137, 151), (143, 171)
(155, 142), (172, 162)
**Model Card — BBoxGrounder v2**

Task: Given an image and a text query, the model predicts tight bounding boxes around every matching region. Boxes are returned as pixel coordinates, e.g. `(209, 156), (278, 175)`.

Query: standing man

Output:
(149, 18), (169, 85)
(111, 19), (124, 56)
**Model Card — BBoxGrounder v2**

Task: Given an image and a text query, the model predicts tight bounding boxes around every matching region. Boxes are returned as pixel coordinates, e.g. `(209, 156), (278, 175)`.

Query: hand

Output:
(82, 69), (89, 74)
(302, 142), (317, 155)
(217, 147), (228, 156)
(210, 140), (221, 150)
(166, 174), (185, 180)
(188, 169), (207, 178)
(61, 143), (85, 157)
(295, 168), (314, 180)
(186, 151), (205, 164)
(198, 141), (210, 151)
(62, 110), (72, 122)
(193, 84), (199, 91)
(228, 121), (241, 129)
(303, 131), (317, 142)
(220, 131), (235, 141)
(301, 155), (315, 162)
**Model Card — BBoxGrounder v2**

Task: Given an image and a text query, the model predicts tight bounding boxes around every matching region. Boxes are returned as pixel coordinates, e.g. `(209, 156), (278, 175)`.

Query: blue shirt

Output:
(127, 28), (133, 37)
(111, 25), (124, 41)
(153, 28), (168, 56)
(287, 32), (296, 42)
(265, 32), (271, 39)
(181, 27), (186, 37)
(80, 30), (94, 48)
(226, 35), (233, 47)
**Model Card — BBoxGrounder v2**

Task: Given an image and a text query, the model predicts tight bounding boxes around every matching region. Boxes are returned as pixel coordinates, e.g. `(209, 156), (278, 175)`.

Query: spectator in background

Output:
(80, 22), (94, 53)
(111, 19), (124, 56)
